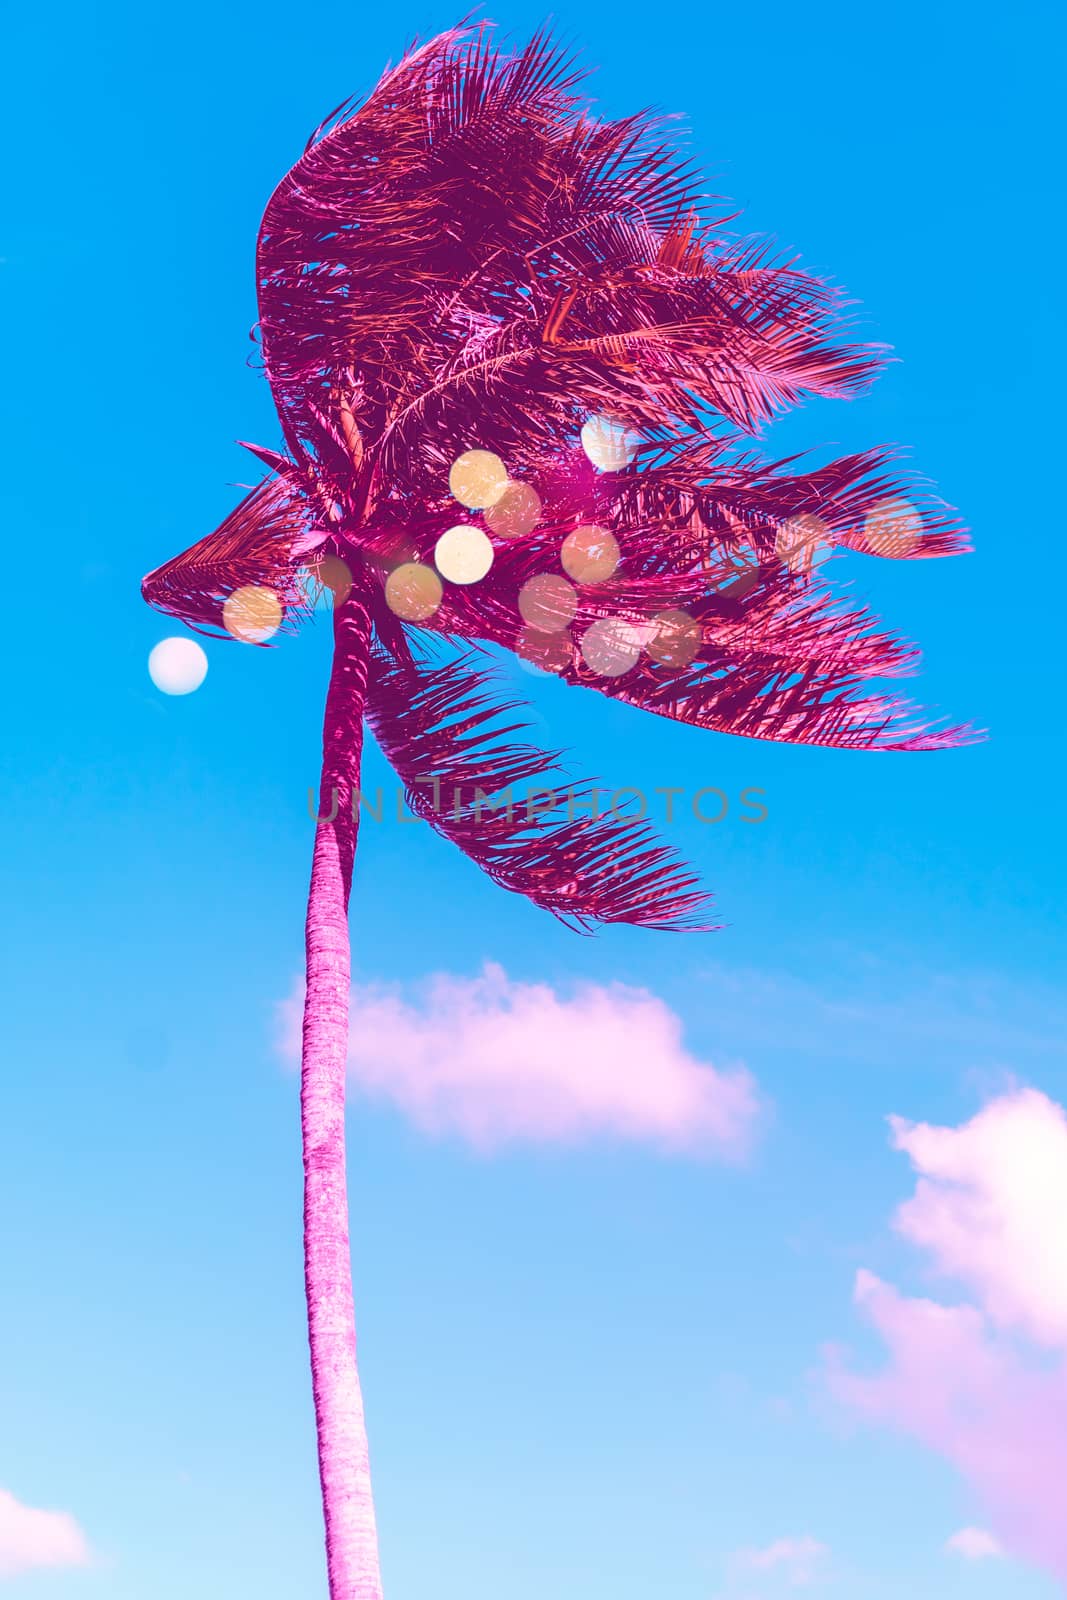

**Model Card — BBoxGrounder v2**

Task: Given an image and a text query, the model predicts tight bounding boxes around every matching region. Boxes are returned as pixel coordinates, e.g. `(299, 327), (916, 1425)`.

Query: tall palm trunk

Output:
(300, 584), (383, 1599)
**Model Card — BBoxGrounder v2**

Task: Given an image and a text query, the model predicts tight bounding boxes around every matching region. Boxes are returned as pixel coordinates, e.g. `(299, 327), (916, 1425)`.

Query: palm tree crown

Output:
(144, 22), (973, 932)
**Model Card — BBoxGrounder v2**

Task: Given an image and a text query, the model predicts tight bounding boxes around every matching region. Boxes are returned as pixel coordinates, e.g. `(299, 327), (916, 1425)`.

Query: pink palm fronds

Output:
(142, 22), (974, 1598)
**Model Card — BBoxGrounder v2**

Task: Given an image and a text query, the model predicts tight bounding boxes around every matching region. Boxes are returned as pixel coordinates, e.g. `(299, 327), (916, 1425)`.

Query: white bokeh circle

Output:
(149, 637), (208, 696)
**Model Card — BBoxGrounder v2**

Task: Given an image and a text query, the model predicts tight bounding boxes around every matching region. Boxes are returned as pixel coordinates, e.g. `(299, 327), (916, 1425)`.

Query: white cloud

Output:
(890, 1087), (1067, 1346)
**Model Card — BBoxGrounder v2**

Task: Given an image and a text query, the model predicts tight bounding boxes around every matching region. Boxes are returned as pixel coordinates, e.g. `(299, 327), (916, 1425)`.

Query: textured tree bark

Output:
(301, 585), (383, 1599)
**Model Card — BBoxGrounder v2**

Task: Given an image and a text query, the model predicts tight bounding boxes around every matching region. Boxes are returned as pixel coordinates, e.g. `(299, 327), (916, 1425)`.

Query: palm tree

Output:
(142, 23), (973, 1598)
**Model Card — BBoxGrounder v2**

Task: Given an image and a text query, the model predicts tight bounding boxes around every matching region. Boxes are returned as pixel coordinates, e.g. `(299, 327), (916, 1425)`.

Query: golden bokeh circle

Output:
(434, 524), (495, 585)
(223, 584), (283, 643)
(561, 524), (620, 584)
(449, 449), (509, 510)
(485, 481), (542, 539)
(385, 562), (443, 622)
(313, 555), (353, 604)
(646, 609), (702, 668)
(863, 498), (923, 558)
(580, 617), (643, 677)
(518, 573), (578, 633)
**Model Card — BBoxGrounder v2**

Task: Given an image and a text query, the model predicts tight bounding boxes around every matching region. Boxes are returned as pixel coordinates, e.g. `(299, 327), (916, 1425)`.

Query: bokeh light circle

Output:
(561, 524), (620, 584)
(515, 626), (573, 675)
(863, 498), (923, 558)
(580, 414), (640, 472)
(518, 573), (578, 633)
(148, 637), (208, 696)
(646, 609), (702, 668)
(385, 562), (443, 621)
(223, 585), (283, 643)
(580, 617), (643, 677)
(776, 514), (830, 575)
(313, 555), (353, 604)
(434, 524), (494, 585)
(485, 481), (542, 539)
(449, 449), (509, 509)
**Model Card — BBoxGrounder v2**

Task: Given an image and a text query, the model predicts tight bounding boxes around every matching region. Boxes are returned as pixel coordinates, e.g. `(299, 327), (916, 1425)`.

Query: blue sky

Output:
(2, 2), (1065, 1597)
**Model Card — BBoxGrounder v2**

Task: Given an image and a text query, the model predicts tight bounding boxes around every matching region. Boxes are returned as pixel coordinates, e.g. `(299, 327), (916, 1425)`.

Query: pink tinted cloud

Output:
(946, 1527), (1004, 1561)
(734, 1535), (829, 1585)
(0, 1488), (91, 1577)
(826, 1089), (1067, 1584)
(282, 962), (760, 1154)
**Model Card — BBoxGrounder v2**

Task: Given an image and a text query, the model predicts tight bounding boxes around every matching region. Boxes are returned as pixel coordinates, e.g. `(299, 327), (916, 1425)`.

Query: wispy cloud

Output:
(946, 1527), (1004, 1561)
(692, 959), (1067, 1070)
(826, 1088), (1067, 1584)
(732, 1535), (829, 1587)
(281, 962), (761, 1154)
(0, 1488), (91, 1577)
